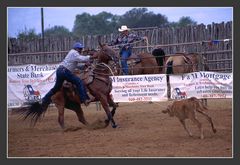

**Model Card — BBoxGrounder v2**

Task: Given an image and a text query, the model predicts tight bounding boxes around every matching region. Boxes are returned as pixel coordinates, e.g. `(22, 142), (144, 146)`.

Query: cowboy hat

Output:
(118, 25), (131, 32)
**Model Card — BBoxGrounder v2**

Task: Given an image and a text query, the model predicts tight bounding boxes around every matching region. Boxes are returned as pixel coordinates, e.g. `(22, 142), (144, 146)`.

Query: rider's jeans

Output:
(42, 65), (89, 105)
(120, 49), (132, 75)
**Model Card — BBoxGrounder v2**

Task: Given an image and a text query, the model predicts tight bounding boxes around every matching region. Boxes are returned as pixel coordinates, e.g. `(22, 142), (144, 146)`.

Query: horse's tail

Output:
(152, 48), (165, 67)
(166, 57), (173, 74)
(17, 101), (48, 126)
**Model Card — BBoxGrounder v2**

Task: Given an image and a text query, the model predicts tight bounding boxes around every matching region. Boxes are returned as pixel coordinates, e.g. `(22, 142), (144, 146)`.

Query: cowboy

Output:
(110, 25), (147, 75)
(41, 42), (93, 111)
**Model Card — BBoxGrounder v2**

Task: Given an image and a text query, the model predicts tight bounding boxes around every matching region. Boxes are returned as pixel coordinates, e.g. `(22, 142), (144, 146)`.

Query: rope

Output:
(96, 63), (115, 76)
(109, 38), (145, 49)
(109, 37), (154, 54)
(144, 37), (150, 53)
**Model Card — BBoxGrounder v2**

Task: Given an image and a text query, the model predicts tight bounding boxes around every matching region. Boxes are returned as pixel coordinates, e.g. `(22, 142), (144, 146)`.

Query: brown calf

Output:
(162, 97), (217, 139)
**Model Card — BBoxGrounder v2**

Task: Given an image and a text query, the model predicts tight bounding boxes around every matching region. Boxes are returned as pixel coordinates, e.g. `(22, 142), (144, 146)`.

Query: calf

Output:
(162, 97), (216, 139)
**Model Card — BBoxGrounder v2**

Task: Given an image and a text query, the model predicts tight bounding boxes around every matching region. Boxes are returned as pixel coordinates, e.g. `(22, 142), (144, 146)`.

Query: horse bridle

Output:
(99, 48), (120, 65)
(99, 48), (120, 74)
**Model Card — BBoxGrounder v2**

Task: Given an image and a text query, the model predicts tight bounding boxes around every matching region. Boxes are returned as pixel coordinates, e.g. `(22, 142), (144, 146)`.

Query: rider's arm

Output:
(109, 37), (121, 46)
(72, 51), (91, 62)
(128, 33), (143, 43)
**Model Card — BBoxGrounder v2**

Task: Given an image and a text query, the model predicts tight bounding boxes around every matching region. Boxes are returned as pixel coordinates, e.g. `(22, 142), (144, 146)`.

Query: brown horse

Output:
(165, 52), (207, 74)
(18, 63), (118, 129)
(165, 52), (208, 105)
(95, 41), (159, 75)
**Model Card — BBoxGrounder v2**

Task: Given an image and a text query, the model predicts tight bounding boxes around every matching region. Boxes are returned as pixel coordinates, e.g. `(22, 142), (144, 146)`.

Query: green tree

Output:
(119, 8), (148, 28)
(171, 16), (197, 27)
(72, 12), (93, 37)
(17, 27), (40, 40)
(44, 25), (72, 38)
(119, 8), (169, 28)
(72, 12), (119, 37)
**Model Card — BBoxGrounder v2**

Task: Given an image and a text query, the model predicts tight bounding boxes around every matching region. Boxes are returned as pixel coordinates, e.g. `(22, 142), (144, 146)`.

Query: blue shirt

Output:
(112, 33), (143, 50)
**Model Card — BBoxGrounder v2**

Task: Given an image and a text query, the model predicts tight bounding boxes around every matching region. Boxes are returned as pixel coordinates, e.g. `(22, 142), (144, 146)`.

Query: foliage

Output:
(119, 8), (169, 28)
(44, 26), (73, 38)
(14, 8), (198, 39)
(170, 16), (197, 27)
(72, 12), (120, 37)
(17, 27), (40, 40)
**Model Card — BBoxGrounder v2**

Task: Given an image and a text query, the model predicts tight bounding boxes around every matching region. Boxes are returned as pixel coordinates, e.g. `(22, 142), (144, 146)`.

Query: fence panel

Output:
(8, 22), (232, 72)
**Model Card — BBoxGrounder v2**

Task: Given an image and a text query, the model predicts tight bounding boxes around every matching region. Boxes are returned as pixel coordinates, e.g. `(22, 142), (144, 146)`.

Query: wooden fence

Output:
(8, 21), (232, 72)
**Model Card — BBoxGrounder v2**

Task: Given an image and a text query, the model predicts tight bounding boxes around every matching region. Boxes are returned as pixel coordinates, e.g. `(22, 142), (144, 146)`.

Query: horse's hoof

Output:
(112, 124), (118, 128)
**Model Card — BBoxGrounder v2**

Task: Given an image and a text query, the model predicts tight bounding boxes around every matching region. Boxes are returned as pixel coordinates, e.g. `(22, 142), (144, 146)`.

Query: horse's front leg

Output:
(100, 96), (117, 128)
(107, 94), (117, 117)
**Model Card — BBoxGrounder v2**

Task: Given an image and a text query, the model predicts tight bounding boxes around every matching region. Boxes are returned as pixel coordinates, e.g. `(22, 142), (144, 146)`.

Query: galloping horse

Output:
(18, 63), (118, 129)
(95, 40), (160, 75)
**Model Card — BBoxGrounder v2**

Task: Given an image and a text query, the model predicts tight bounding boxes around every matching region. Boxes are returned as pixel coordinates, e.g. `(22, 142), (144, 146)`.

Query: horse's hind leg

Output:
(75, 107), (88, 126)
(56, 104), (65, 129)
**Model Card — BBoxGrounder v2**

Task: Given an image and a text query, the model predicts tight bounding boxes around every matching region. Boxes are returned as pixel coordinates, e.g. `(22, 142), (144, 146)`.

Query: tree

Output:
(119, 8), (169, 28)
(172, 16), (197, 27)
(17, 27), (40, 40)
(72, 12), (119, 37)
(119, 8), (148, 28)
(72, 12), (93, 37)
(44, 25), (72, 38)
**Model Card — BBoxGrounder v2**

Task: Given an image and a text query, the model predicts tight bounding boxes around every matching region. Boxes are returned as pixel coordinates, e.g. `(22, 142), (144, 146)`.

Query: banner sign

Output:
(110, 74), (168, 102)
(8, 64), (232, 108)
(8, 64), (59, 108)
(169, 71), (233, 99)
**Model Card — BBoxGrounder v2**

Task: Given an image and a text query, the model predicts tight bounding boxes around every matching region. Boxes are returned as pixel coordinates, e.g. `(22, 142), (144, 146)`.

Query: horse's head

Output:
(97, 43), (119, 64)
(188, 53), (209, 72)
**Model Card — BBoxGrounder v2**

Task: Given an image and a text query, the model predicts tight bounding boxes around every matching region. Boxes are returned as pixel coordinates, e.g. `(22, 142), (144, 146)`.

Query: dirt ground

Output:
(8, 99), (232, 158)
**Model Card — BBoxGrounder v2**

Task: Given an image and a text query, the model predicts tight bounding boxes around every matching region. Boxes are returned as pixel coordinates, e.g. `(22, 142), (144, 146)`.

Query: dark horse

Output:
(94, 40), (160, 75)
(18, 62), (118, 129)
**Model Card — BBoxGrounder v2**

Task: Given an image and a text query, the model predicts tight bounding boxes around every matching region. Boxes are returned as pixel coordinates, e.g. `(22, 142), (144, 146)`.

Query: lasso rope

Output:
(109, 37), (155, 54)
(95, 62), (115, 76)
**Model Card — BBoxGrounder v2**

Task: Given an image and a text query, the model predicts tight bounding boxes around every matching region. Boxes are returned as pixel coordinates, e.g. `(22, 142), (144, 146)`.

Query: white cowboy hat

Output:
(118, 25), (131, 32)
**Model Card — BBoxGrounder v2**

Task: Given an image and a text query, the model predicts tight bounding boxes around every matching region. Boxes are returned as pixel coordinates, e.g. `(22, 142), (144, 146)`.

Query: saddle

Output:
(62, 68), (95, 107)
(127, 53), (141, 66)
(73, 67), (94, 86)
(182, 54), (192, 65)
(62, 68), (94, 94)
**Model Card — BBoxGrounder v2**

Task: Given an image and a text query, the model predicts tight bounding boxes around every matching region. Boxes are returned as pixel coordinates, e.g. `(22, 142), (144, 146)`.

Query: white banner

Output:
(169, 71), (233, 99)
(8, 65), (233, 108)
(110, 74), (168, 102)
(8, 64), (59, 108)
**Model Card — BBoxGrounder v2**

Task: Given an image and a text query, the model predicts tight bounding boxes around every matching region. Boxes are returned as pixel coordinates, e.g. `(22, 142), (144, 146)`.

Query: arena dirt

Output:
(8, 99), (232, 158)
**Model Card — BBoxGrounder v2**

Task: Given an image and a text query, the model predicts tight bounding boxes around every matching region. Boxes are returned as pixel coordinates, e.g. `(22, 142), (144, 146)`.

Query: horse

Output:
(95, 40), (160, 75)
(164, 52), (208, 105)
(165, 52), (208, 74)
(152, 47), (166, 73)
(17, 62), (118, 129)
